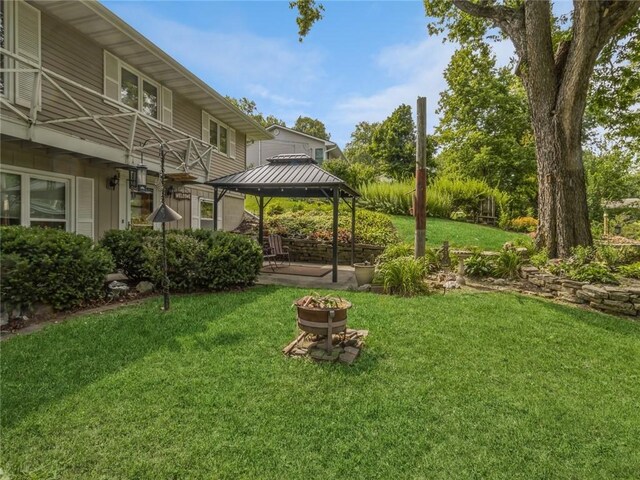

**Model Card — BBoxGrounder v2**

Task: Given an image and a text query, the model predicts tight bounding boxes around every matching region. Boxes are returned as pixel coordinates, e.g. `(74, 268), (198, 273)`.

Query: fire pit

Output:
(294, 294), (351, 353)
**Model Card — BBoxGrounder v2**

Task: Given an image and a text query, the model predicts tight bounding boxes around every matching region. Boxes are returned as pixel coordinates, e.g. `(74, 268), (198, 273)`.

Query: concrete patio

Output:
(257, 262), (356, 290)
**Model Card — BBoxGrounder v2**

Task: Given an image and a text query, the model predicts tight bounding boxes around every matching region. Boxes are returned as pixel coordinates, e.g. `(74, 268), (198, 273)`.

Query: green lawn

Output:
(2, 287), (640, 478)
(392, 214), (527, 250)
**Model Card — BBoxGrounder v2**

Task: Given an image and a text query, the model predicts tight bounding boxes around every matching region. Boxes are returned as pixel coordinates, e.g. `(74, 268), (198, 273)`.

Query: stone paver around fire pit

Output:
(282, 328), (368, 364)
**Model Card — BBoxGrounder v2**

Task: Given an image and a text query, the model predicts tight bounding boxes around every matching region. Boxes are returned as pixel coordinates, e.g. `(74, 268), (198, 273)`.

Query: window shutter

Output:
(15, 1), (40, 108)
(217, 197), (223, 230)
(104, 51), (119, 101)
(229, 128), (236, 159)
(75, 177), (94, 239)
(162, 86), (173, 126)
(191, 195), (200, 229)
(202, 111), (210, 144)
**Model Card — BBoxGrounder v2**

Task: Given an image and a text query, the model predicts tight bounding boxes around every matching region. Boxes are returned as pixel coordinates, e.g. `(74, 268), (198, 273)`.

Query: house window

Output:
(203, 111), (236, 158)
(200, 199), (214, 230)
(314, 148), (324, 163)
(29, 177), (66, 229)
(120, 68), (139, 110)
(142, 80), (158, 118)
(0, 172), (21, 225)
(0, 170), (69, 230)
(209, 118), (219, 147)
(104, 51), (170, 124)
(130, 189), (154, 229)
(220, 125), (228, 154)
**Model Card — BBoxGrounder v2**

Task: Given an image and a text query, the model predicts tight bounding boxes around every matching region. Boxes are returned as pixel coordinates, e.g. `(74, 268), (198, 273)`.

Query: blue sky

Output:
(103, 1), (516, 147)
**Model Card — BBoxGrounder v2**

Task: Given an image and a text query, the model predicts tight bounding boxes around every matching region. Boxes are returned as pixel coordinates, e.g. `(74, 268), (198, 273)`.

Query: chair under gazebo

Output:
(206, 153), (359, 283)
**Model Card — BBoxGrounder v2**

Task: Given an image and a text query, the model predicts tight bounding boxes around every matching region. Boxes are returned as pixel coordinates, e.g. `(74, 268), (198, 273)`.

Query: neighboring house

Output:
(246, 125), (343, 169)
(0, 0), (271, 240)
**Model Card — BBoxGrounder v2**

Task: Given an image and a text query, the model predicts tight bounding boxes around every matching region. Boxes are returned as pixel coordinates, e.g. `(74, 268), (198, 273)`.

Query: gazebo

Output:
(206, 153), (359, 283)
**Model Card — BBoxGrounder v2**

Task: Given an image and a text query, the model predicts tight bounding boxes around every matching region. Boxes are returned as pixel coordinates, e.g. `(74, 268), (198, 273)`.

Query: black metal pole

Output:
(160, 147), (170, 311)
(351, 196), (356, 265)
(258, 195), (265, 247)
(332, 188), (339, 283)
(213, 187), (218, 231)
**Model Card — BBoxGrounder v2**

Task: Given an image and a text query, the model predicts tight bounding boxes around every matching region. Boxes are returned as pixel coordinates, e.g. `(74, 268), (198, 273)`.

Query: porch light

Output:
(107, 174), (119, 190)
(128, 162), (148, 193)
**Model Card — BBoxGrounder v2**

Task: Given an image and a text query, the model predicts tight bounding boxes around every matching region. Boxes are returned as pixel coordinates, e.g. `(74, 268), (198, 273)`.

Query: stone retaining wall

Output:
(280, 238), (384, 265)
(521, 266), (640, 316)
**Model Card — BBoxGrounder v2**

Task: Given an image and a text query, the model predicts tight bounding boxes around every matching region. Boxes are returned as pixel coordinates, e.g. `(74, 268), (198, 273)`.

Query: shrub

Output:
(450, 210), (468, 221)
(376, 243), (414, 265)
(100, 229), (159, 281)
(359, 181), (413, 215)
(493, 249), (522, 279)
(378, 256), (428, 296)
(509, 216), (538, 233)
(568, 262), (619, 285)
(0, 227), (114, 312)
(464, 253), (494, 277)
(619, 262), (640, 279)
(530, 248), (549, 269)
(143, 231), (262, 292)
(323, 158), (377, 188)
(359, 176), (510, 220)
(264, 207), (399, 246)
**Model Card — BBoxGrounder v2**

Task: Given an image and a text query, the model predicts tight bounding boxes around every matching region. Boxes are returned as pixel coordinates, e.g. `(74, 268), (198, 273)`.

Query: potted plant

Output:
(294, 294), (352, 352)
(353, 260), (376, 286)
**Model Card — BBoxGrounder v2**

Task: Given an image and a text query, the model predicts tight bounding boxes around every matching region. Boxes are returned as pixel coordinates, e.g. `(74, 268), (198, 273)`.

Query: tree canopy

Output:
(293, 115), (331, 140)
(344, 121), (379, 165)
(370, 104), (416, 179)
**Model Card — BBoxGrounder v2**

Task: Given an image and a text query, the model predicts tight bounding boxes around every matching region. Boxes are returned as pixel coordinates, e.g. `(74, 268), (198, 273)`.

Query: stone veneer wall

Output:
(280, 238), (384, 265)
(521, 266), (640, 316)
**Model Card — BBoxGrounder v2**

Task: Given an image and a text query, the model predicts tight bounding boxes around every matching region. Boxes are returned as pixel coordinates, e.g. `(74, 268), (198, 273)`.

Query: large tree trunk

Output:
(532, 110), (592, 257)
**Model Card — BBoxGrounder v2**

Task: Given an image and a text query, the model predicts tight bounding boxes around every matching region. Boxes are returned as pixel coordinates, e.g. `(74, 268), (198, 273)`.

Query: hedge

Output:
(0, 227), (114, 312)
(101, 229), (263, 291)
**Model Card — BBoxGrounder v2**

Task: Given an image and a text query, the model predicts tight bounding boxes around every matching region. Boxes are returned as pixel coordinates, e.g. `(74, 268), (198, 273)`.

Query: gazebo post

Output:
(258, 195), (265, 248)
(351, 196), (356, 265)
(332, 187), (339, 283)
(213, 187), (218, 231)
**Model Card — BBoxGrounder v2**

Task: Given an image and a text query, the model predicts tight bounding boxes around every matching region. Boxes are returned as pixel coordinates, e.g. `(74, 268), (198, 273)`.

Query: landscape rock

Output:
(582, 285), (609, 299)
(357, 284), (372, 292)
(108, 280), (130, 298)
(136, 281), (154, 294)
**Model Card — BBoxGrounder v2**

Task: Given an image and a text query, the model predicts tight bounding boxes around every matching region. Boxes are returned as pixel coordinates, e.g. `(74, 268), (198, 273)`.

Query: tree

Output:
(436, 43), (537, 214)
(344, 121), (379, 165)
(293, 116), (331, 140)
(370, 104), (416, 179)
(291, 0), (640, 257)
(226, 96), (286, 128)
(584, 149), (640, 222)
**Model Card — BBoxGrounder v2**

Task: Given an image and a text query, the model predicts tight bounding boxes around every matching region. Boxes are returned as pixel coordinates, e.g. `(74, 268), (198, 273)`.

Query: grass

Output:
(392, 214), (527, 250)
(2, 287), (640, 478)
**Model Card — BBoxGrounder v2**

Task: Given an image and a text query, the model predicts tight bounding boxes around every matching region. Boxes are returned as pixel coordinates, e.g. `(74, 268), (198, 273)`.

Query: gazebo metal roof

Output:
(205, 154), (359, 283)
(206, 154), (359, 198)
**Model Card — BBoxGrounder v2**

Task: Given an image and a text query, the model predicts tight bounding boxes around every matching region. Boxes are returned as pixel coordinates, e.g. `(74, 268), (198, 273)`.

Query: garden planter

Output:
(294, 295), (352, 352)
(354, 263), (376, 286)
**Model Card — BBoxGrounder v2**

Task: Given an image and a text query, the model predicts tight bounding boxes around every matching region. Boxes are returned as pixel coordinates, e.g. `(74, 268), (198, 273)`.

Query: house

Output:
(0, 0), (271, 240)
(246, 125), (343, 169)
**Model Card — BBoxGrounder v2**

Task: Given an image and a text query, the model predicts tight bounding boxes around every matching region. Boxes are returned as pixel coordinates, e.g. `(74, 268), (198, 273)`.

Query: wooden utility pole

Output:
(415, 96), (427, 258)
